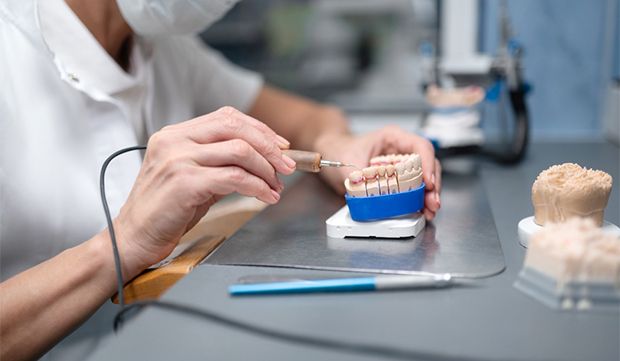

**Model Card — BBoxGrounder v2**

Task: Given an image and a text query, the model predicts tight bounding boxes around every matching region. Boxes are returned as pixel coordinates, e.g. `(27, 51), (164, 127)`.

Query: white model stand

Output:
(326, 206), (425, 239)
(518, 216), (620, 248)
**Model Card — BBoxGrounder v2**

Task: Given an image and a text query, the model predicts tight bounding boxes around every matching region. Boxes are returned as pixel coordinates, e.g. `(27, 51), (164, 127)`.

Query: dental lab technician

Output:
(0, 0), (442, 360)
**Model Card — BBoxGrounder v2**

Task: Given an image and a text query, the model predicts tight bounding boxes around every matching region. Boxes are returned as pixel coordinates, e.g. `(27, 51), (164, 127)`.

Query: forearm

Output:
(248, 86), (350, 151)
(0, 233), (118, 361)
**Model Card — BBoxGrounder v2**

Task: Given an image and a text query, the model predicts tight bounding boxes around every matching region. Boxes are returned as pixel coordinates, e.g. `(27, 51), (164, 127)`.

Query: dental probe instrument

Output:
(282, 149), (354, 173)
(229, 273), (453, 296)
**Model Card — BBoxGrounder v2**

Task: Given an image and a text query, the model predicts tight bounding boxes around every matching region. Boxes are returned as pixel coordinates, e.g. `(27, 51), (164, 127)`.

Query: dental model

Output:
(518, 217), (620, 310)
(531, 163), (612, 227)
(425, 84), (485, 108)
(345, 153), (423, 197)
(397, 155), (423, 192)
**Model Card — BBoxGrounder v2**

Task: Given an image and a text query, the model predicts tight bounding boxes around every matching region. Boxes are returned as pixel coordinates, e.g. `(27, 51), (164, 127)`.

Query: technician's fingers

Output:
(185, 106), (289, 148)
(230, 109), (291, 149)
(434, 159), (442, 194)
(424, 208), (436, 221)
(424, 189), (440, 213)
(187, 109), (294, 176)
(199, 166), (280, 205)
(416, 142), (436, 192)
(190, 140), (283, 192)
(184, 198), (218, 233)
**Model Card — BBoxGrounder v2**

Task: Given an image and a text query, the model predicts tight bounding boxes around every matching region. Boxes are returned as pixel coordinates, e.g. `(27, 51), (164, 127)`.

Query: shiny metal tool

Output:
(282, 149), (354, 173)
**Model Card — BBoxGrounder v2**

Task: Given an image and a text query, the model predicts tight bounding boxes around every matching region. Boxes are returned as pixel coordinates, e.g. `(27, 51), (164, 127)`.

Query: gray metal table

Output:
(87, 142), (620, 361)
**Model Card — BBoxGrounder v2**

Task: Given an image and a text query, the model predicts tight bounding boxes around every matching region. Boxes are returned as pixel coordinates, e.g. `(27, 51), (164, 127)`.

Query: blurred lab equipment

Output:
(202, 0), (530, 163)
(424, 0), (530, 163)
(602, 0), (619, 145)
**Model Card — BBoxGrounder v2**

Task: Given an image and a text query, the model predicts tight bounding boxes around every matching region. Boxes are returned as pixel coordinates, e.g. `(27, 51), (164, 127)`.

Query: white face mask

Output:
(116, 0), (240, 36)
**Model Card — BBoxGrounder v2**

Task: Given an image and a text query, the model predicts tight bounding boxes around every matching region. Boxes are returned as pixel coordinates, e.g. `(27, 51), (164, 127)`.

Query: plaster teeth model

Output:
(344, 153), (425, 197)
(532, 163), (612, 226)
(397, 155), (423, 191)
(525, 218), (620, 285)
(341, 153), (426, 222)
(425, 84), (485, 108)
(517, 217), (620, 310)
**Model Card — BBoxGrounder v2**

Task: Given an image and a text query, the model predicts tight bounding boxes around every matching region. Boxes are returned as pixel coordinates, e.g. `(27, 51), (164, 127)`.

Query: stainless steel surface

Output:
(206, 169), (505, 278)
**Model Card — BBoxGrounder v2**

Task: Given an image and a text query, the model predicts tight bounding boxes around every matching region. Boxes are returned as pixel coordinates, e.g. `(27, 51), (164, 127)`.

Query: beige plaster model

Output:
(345, 153), (423, 197)
(524, 217), (620, 286)
(532, 163), (612, 227)
(425, 85), (485, 108)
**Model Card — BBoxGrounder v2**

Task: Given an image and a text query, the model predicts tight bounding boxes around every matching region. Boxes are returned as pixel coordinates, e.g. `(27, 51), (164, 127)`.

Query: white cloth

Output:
(0, 0), (262, 359)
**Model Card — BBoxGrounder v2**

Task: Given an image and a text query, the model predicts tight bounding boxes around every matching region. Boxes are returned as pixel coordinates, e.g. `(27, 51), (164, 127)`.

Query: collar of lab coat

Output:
(36, 0), (151, 99)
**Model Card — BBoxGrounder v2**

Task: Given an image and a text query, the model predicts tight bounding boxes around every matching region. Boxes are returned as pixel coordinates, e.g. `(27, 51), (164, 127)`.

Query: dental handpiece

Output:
(282, 150), (354, 173)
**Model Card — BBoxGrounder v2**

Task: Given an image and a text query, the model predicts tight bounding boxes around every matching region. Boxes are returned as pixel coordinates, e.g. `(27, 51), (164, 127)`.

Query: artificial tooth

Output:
(363, 166), (380, 196)
(362, 166), (377, 178)
(385, 164), (399, 194)
(377, 166), (388, 195)
(349, 170), (364, 183)
(344, 170), (367, 197)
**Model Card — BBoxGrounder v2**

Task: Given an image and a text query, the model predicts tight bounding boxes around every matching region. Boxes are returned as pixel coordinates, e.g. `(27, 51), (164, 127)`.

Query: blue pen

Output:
(229, 274), (453, 296)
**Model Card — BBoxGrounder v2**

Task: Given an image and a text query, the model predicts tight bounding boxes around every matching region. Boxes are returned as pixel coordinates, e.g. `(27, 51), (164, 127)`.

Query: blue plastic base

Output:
(345, 183), (425, 222)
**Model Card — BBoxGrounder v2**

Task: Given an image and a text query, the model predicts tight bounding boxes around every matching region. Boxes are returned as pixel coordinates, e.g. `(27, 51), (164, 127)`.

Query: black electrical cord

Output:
(99, 145), (147, 307)
(100, 146), (528, 361)
(478, 84), (529, 164)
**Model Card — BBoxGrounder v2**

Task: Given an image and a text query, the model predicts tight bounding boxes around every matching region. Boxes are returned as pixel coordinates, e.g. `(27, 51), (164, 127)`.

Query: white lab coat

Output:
(0, 0), (262, 359)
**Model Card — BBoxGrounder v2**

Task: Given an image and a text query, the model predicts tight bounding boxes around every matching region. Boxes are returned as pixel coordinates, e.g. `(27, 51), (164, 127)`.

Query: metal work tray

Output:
(206, 170), (505, 278)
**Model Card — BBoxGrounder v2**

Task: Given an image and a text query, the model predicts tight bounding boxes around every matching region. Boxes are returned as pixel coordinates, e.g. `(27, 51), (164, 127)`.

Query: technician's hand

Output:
(113, 106), (296, 279)
(314, 126), (441, 221)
